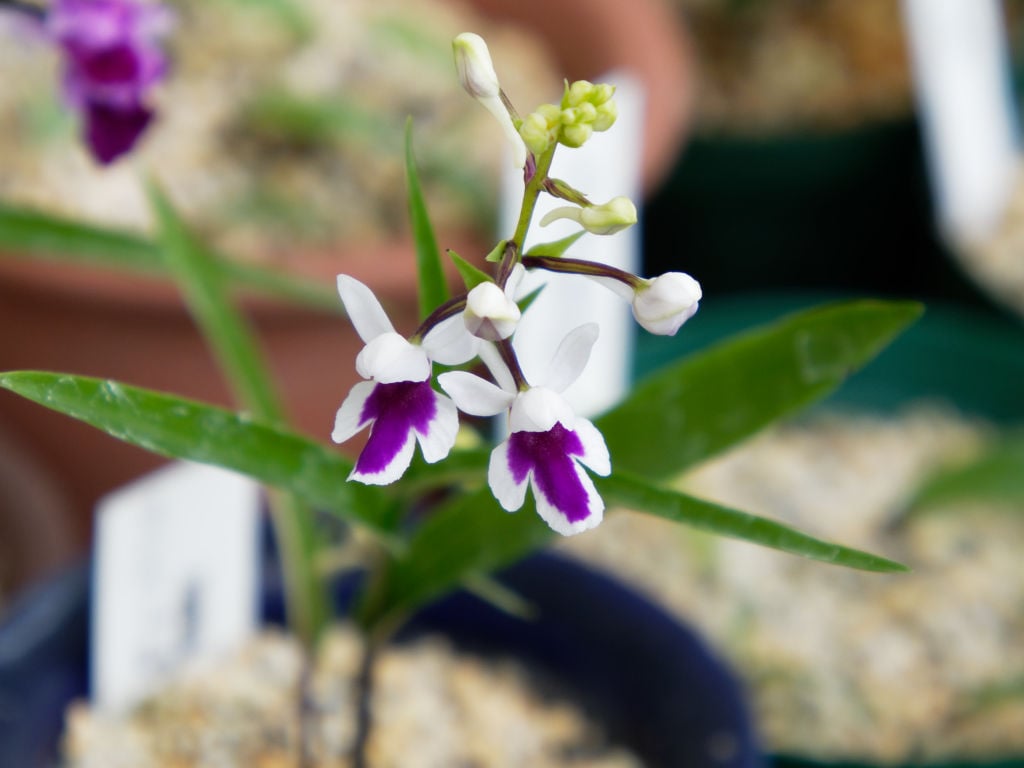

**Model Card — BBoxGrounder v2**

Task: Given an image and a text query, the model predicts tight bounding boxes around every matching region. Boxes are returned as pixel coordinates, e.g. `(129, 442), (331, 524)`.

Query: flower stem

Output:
(509, 146), (556, 259)
(522, 254), (644, 289)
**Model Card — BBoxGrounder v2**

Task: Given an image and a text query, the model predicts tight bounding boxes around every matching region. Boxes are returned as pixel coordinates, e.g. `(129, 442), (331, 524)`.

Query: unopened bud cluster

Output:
(521, 80), (618, 155)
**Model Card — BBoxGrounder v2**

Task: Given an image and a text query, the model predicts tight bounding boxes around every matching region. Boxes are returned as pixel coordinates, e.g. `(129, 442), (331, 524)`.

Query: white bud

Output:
(452, 32), (526, 168)
(632, 272), (702, 336)
(453, 32), (500, 99)
(541, 196), (637, 236)
(464, 281), (521, 341)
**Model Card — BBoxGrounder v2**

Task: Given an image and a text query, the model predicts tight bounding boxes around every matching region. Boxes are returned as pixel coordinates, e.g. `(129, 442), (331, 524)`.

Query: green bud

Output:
(564, 79), (594, 108)
(589, 83), (615, 106)
(560, 121), (592, 148)
(520, 112), (554, 156)
(592, 99), (618, 132)
(579, 196), (637, 234)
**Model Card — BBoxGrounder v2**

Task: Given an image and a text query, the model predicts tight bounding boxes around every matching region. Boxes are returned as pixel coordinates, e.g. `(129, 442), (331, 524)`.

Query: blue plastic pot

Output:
(0, 551), (763, 767)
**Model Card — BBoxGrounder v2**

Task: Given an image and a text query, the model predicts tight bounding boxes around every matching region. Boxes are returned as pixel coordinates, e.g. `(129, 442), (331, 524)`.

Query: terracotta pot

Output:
(0, 423), (75, 603)
(0, 0), (692, 556)
(0, 244), (426, 552)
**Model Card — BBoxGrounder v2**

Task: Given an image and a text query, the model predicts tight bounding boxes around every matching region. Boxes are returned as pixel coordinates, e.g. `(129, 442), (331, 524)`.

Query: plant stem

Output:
(351, 636), (379, 768)
(509, 147), (555, 257)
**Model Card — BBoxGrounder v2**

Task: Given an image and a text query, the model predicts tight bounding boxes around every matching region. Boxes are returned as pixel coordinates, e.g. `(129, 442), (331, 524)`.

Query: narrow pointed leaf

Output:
(405, 120), (448, 319)
(149, 184), (328, 644)
(524, 230), (585, 259)
(905, 433), (1024, 517)
(447, 249), (491, 291)
(149, 183), (283, 424)
(0, 372), (395, 536)
(598, 473), (909, 573)
(598, 300), (923, 480)
(0, 204), (339, 312)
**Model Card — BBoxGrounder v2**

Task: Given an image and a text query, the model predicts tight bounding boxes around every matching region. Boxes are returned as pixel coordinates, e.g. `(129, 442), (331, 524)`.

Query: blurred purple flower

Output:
(46, 0), (171, 163)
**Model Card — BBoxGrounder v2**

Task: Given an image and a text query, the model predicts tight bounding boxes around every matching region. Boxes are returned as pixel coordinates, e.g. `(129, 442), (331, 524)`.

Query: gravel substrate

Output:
(562, 406), (1024, 764)
(64, 626), (643, 768)
(0, 0), (557, 260)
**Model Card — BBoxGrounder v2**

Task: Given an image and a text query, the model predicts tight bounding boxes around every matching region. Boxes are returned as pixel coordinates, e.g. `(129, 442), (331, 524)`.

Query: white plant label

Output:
(91, 461), (261, 713)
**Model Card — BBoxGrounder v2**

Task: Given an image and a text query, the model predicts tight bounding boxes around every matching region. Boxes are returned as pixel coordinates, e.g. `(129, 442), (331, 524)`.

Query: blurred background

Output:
(2, 0), (1024, 765)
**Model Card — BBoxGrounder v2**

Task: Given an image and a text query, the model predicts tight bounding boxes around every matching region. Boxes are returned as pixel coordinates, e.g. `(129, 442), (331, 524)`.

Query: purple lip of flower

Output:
(506, 422), (591, 524)
(84, 99), (152, 164)
(353, 379), (438, 477)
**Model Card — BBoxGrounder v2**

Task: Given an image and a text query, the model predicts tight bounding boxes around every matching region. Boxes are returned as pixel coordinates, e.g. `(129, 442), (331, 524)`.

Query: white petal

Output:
(544, 323), (599, 393)
(539, 206), (583, 228)
(504, 264), (526, 300)
(482, 94), (528, 169)
(587, 274), (635, 301)
(532, 464), (604, 536)
(508, 387), (574, 433)
(438, 371), (514, 417)
(572, 418), (611, 476)
(421, 313), (480, 365)
(331, 381), (376, 444)
(488, 441), (529, 511)
(349, 432), (416, 486)
(356, 332), (431, 384)
(478, 341), (516, 393)
(337, 274), (395, 343)
(415, 393), (459, 464)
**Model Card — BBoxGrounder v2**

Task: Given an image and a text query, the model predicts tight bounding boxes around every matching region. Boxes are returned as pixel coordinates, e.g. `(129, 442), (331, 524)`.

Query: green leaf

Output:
(598, 473), (909, 573)
(368, 485), (552, 625)
(0, 204), (339, 312)
(598, 300), (923, 480)
(517, 285), (544, 314)
(0, 372), (396, 537)
(524, 230), (585, 259)
(447, 249), (491, 291)
(484, 239), (507, 263)
(149, 183), (283, 424)
(905, 433), (1024, 516)
(405, 120), (448, 320)
(148, 185), (330, 645)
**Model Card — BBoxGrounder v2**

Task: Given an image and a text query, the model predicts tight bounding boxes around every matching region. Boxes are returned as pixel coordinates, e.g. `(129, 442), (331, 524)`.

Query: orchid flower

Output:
(332, 275), (478, 485)
(46, 0), (171, 163)
(438, 324), (610, 536)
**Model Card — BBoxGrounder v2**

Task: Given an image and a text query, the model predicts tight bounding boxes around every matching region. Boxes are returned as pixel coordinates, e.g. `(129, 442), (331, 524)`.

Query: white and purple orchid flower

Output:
(439, 324), (610, 536)
(332, 275), (478, 485)
(45, 0), (171, 163)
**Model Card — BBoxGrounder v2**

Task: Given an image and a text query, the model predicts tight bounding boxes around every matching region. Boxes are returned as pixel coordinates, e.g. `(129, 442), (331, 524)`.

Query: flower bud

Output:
(560, 121), (592, 148)
(452, 32), (526, 168)
(632, 272), (702, 336)
(564, 79), (594, 108)
(579, 196), (637, 235)
(593, 99), (618, 132)
(540, 196), (637, 235)
(453, 32), (499, 100)
(464, 280), (521, 341)
(520, 107), (561, 156)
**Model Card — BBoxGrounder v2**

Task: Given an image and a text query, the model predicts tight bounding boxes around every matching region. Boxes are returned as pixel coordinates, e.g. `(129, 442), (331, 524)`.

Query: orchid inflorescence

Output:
(2, 0), (170, 164)
(332, 33), (703, 537)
